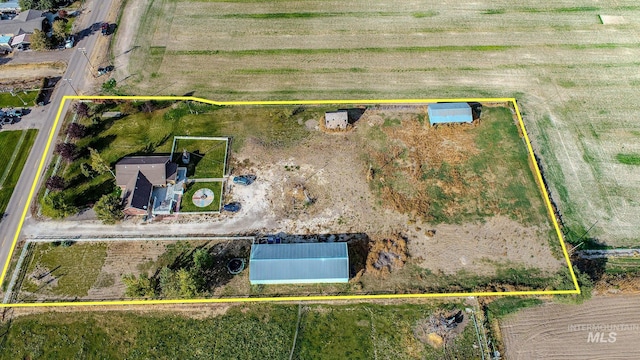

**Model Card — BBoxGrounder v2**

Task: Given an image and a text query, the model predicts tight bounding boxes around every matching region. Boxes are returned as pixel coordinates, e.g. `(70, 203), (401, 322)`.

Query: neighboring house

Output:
(249, 242), (350, 285)
(427, 102), (473, 126)
(325, 110), (348, 130)
(10, 33), (29, 49)
(0, 35), (11, 51)
(115, 156), (180, 216)
(0, 9), (47, 37)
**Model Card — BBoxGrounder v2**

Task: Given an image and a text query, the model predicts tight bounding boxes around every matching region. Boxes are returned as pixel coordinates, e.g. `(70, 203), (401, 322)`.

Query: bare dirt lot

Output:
(118, 0), (640, 246)
(501, 295), (640, 359)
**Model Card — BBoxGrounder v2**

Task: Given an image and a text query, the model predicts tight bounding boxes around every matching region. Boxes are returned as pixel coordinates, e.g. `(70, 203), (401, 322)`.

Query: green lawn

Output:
(180, 181), (223, 213)
(0, 303), (481, 359)
(0, 130), (38, 216)
(0, 90), (39, 108)
(19, 242), (107, 298)
(172, 137), (227, 178)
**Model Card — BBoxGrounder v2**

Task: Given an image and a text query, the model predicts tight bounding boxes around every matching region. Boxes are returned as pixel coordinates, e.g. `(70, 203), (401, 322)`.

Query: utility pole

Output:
(77, 47), (95, 70)
(63, 78), (78, 96)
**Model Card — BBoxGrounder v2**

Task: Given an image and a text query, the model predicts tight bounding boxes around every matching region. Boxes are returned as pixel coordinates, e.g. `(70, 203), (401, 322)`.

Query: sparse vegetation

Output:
(20, 242), (107, 298)
(616, 153), (640, 166)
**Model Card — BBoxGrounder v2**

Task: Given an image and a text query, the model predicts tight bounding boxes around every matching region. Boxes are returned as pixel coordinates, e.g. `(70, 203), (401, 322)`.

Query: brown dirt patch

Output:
(85, 241), (168, 300)
(366, 234), (408, 276)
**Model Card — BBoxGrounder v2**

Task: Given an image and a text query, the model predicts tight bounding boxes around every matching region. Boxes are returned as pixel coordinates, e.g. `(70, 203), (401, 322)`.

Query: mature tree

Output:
(52, 19), (67, 43)
(102, 78), (116, 92)
(45, 175), (65, 191)
(66, 122), (87, 139)
(193, 248), (213, 273)
(80, 162), (94, 178)
(72, 102), (89, 118)
(89, 147), (115, 177)
(43, 192), (77, 218)
(158, 266), (178, 298)
(19, 0), (56, 10)
(122, 274), (156, 298)
(55, 142), (77, 162)
(29, 29), (51, 51)
(177, 269), (198, 299)
(94, 192), (123, 224)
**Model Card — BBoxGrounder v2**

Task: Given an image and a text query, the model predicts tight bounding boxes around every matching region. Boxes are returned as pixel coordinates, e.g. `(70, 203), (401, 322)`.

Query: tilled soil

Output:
(501, 295), (640, 360)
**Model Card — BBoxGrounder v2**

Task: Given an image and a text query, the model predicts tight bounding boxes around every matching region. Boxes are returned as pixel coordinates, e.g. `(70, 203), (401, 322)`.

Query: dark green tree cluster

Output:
(122, 248), (213, 299)
(18, 0), (65, 10)
(94, 191), (123, 224)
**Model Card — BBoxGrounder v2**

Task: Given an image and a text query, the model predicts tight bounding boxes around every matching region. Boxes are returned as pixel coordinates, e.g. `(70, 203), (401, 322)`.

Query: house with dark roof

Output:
(0, 9), (48, 37)
(115, 156), (180, 216)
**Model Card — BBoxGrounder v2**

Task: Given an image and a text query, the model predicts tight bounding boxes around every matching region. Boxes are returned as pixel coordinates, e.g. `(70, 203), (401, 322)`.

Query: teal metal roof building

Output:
(428, 103), (473, 126)
(249, 243), (349, 285)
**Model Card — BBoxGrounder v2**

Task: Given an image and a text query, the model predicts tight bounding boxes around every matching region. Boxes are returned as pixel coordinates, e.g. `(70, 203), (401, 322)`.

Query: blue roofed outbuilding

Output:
(249, 242), (349, 285)
(428, 102), (473, 126)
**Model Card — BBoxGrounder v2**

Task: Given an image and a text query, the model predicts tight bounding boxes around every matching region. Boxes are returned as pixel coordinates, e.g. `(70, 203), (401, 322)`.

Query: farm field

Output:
(0, 302), (482, 359)
(0, 130), (38, 216)
(118, 0), (640, 247)
(500, 295), (640, 359)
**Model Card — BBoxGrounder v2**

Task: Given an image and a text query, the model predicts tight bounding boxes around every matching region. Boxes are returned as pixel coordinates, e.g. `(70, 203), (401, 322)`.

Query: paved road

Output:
(0, 0), (116, 285)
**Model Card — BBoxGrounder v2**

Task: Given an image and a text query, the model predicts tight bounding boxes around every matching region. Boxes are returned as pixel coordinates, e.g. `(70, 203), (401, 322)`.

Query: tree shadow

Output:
(86, 116), (117, 137)
(573, 257), (608, 283)
(338, 107), (367, 125)
(73, 179), (116, 207)
(81, 134), (117, 155)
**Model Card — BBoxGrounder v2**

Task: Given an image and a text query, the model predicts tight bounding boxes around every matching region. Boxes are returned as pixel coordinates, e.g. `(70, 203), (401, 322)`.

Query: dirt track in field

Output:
(501, 296), (640, 360)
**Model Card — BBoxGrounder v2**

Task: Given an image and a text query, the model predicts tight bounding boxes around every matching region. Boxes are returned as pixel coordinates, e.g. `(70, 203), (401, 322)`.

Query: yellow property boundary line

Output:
(0, 96), (580, 308)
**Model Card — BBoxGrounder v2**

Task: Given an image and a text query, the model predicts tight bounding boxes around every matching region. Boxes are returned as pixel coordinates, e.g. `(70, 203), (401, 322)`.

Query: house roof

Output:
(14, 9), (43, 22)
(249, 243), (349, 284)
(10, 33), (29, 46)
(123, 171), (152, 211)
(115, 156), (176, 187)
(0, 9), (44, 35)
(0, 35), (11, 44)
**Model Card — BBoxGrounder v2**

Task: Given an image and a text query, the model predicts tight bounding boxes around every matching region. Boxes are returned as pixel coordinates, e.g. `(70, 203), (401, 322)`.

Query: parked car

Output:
(97, 65), (114, 76)
(222, 202), (241, 212)
(65, 35), (75, 48)
(101, 22), (109, 35)
(232, 175), (255, 186)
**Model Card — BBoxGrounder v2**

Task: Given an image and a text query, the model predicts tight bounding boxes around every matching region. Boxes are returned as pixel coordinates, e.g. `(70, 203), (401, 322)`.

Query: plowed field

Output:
(501, 296), (640, 359)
